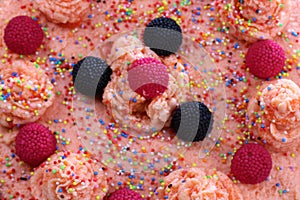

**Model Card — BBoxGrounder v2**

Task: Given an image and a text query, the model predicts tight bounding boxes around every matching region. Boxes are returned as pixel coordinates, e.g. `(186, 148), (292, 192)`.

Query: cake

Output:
(0, 0), (300, 200)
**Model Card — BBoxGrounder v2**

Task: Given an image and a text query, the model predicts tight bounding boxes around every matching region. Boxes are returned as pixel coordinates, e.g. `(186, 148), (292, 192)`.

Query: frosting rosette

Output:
(248, 79), (300, 151)
(103, 35), (145, 65)
(102, 36), (190, 133)
(30, 151), (108, 200)
(158, 168), (243, 200)
(217, 0), (290, 42)
(34, 0), (90, 24)
(0, 60), (54, 127)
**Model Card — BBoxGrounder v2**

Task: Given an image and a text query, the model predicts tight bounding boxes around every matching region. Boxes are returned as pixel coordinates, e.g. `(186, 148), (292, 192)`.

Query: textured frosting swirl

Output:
(34, 0), (90, 24)
(248, 79), (300, 151)
(30, 152), (108, 200)
(102, 37), (190, 133)
(159, 168), (243, 200)
(217, 0), (290, 42)
(104, 35), (145, 65)
(0, 60), (54, 127)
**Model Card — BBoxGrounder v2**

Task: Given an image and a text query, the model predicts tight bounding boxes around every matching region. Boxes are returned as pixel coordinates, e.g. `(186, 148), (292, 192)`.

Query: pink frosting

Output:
(0, 60), (54, 127)
(217, 0), (290, 42)
(102, 36), (190, 133)
(261, 79), (300, 127)
(248, 79), (300, 151)
(30, 152), (108, 200)
(34, 0), (90, 24)
(159, 168), (243, 200)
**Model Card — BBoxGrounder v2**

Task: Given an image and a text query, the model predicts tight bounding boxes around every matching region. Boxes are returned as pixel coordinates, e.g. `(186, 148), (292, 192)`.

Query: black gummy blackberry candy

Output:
(143, 17), (182, 56)
(72, 56), (112, 98)
(171, 101), (213, 142)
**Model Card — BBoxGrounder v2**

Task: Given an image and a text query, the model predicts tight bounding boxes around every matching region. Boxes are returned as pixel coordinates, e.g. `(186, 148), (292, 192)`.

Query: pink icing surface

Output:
(0, 0), (300, 200)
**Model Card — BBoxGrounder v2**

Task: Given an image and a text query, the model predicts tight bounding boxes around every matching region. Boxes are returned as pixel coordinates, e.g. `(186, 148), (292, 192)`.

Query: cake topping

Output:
(128, 57), (169, 99)
(143, 17), (182, 56)
(1, 1), (300, 199)
(216, 0), (290, 42)
(102, 44), (189, 133)
(259, 79), (300, 128)
(34, 0), (90, 24)
(0, 60), (55, 127)
(247, 79), (300, 151)
(105, 35), (144, 65)
(171, 101), (213, 142)
(246, 40), (285, 79)
(4, 15), (44, 55)
(107, 188), (143, 200)
(72, 56), (112, 98)
(15, 123), (56, 168)
(231, 143), (272, 184)
(30, 151), (108, 200)
(159, 168), (244, 200)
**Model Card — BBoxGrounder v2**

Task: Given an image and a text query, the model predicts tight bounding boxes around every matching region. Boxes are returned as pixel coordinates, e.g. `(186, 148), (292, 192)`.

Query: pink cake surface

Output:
(1, 0), (300, 200)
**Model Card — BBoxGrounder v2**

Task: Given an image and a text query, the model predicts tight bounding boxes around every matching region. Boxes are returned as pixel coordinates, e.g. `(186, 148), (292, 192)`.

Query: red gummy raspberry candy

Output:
(246, 40), (285, 79)
(15, 123), (56, 168)
(231, 143), (272, 184)
(4, 15), (44, 55)
(107, 188), (143, 200)
(128, 57), (169, 99)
